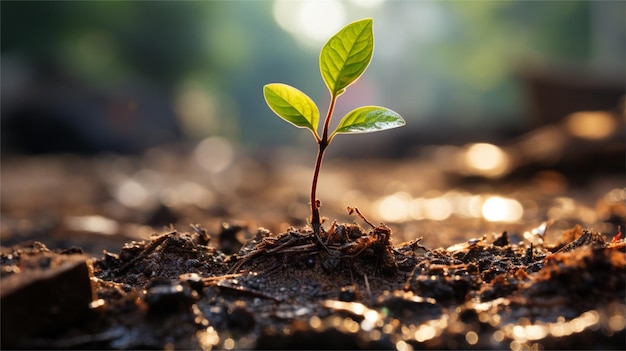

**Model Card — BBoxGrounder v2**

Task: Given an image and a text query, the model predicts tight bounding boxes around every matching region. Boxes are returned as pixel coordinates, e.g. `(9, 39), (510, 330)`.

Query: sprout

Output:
(263, 18), (405, 241)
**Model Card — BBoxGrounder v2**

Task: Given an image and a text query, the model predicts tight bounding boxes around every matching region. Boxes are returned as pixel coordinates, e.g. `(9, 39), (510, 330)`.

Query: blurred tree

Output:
(2, 0), (622, 154)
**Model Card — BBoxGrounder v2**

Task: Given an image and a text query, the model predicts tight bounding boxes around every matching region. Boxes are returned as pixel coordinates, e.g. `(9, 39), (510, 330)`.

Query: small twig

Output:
(364, 274), (371, 300)
(215, 281), (281, 302)
(312, 223), (331, 252)
(202, 273), (244, 285)
(347, 206), (375, 229)
(116, 232), (174, 274)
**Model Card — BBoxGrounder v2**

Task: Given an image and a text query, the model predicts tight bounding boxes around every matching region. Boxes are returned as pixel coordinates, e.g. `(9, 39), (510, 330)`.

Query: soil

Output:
(1, 220), (625, 350)
(1, 147), (625, 350)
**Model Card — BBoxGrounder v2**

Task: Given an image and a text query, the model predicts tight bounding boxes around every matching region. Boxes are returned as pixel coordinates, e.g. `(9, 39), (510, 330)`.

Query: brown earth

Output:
(2, 221), (624, 350)
(1, 142), (624, 350)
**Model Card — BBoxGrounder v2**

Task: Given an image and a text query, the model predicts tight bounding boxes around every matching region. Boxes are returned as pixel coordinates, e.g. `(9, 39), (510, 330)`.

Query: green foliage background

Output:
(2, 1), (623, 148)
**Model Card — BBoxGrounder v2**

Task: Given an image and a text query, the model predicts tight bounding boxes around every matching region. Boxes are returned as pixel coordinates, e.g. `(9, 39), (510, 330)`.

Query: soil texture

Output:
(2, 221), (625, 350)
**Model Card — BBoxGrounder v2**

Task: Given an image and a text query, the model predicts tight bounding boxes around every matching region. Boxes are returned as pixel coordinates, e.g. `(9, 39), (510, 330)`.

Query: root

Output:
(227, 222), (407, 275)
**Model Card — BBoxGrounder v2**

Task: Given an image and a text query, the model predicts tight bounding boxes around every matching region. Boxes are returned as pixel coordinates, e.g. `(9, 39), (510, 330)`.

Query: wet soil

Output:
(2, 221), (625, 350)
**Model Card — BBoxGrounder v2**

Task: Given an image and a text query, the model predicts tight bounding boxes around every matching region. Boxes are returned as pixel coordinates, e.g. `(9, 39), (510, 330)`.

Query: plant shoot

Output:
(263, 18), (405, 240)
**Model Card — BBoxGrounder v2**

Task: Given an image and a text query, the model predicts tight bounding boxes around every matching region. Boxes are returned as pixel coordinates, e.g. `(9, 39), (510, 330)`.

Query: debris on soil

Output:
(0, 243), (93, 347)
(1, 222), (624, 350)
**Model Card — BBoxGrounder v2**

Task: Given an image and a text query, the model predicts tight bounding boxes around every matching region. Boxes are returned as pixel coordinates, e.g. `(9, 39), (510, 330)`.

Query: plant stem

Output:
(310, 94), (337, 240)
(310, 143), (326, 237)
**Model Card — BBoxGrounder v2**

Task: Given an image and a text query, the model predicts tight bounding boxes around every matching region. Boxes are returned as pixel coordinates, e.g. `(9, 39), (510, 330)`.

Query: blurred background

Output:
(1, 0), (624, 253)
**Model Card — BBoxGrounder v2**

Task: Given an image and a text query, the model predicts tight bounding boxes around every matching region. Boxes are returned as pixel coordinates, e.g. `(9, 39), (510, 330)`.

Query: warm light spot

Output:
(464, 143), (510, 178)
(365, 309), (379, 322)
(571, 318), (585, 332)
(223, 338), (235, 350)
(194, 137), (234, 173)
(465, 331), (479, 345)
(512, 325), (526, 340)
(524, 325), (548, 340)
(196, 326), (220, 351)
(605, 188), (626, 202)
(309, 316), (322, 329)
(566, 111), (616, 139)
(65, 215), (118, 235)
(609, 314), (626, 331)
(343, 318), (360, 333)
(179, 182), (215, 209)
(482, 196), (523, 222)
(492, 330), (505, 342)
(468, 195), (484, 218)
(423, 197), (453, 220)
(550, 322), (568, 337)
(510, 340), (522, 351)
(115, 179), (148, 208)
(442, 190), (468, 217)
(273, 0), (346, 47)
(453, 193), (475, 218)
(395, 340), (412, 351)
(414, 325), (437, 342)
(377, 192), (411, 222)
(409, 198), (424, 220)
(580, 310), (600, 326)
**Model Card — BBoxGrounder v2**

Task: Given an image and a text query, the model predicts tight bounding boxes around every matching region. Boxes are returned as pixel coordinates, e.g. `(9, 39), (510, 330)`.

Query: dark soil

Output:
(2, 221), (624, 350)
(1, 144), (625, 350)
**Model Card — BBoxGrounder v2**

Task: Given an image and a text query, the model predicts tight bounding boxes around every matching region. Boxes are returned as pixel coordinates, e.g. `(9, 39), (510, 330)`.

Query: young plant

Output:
(263, 18), (405, 240)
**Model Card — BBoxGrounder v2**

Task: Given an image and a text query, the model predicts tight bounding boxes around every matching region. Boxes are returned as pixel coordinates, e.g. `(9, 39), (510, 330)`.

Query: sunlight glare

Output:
(423, 197), (452, 221)
(482, 196), (523, 222)
(566, 111), (616, 140)
(468, 195), (484, 218)
(409, 198), (424, 220)
(65, 215), (119, 235)
(377, 192), (411, 222)
(273, 0), (346, 46)
(464, 143), (509, 178)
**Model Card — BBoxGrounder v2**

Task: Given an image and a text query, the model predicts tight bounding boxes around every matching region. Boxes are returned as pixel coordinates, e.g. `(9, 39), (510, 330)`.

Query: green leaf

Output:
(320, 18), (373, 96)
(263, 83), (320, 140)
(330, 106), (405, 141)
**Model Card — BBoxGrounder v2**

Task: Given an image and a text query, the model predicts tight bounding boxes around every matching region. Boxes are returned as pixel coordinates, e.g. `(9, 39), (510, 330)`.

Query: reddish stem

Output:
(310, 95), (337, 241)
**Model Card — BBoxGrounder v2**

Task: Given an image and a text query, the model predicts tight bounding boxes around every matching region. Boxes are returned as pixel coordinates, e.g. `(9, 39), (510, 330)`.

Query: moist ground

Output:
(2, 222), (624, 350)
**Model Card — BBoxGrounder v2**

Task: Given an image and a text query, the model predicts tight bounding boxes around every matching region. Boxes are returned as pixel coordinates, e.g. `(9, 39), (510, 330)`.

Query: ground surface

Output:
(1, 145), (625, 349)
(1, 222), (625, 350)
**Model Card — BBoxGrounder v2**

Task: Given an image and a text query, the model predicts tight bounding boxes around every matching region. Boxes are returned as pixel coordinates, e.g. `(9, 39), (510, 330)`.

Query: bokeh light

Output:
(376, 192), (411, 222)
(463, 143), (510, 178)
(194, 137), (235, 173)
(422, 197), (453, 221)
(481, 196), (524, 222)
(373, 190), (529, 224)
(115, 178), (149, 208)
(565, 111), (617, 140)
(273, 0), (346, 47)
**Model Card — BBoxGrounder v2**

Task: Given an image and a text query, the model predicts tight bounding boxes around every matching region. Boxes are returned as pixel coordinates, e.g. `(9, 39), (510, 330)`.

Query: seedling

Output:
(263, 18), (405, 242)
